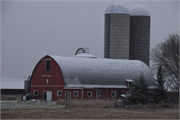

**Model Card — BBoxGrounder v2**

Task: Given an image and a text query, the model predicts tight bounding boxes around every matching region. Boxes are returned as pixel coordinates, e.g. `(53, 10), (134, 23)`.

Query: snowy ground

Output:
(1, 100), (65, 109)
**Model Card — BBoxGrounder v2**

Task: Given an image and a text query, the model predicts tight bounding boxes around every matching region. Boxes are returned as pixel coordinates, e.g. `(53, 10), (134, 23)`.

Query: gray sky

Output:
(1, 0), (179, 78)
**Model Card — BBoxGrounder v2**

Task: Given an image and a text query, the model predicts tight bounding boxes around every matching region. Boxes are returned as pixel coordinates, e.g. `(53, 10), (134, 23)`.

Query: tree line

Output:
(124, 33), (179, 105)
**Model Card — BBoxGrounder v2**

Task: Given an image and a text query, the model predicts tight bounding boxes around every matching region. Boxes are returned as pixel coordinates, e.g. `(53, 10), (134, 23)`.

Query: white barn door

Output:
(46, 91), (52, 101)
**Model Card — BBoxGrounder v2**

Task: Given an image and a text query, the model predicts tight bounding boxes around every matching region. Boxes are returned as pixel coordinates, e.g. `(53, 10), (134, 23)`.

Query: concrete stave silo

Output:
(129, 4), (151, 66)
(104, 2), (130, 59)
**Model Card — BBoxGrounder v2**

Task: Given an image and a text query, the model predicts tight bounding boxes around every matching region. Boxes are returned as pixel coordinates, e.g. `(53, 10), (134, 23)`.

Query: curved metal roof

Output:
(130, 4), (150, 16)
(49, 55), (155, 87)
(105, 2), (130, 14)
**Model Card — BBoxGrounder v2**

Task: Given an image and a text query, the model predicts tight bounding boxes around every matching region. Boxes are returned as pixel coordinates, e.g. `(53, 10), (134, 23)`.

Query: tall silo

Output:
(129, 4), (151, 66)
(24, 76), (31, 93)
(104, 2), (130, 59)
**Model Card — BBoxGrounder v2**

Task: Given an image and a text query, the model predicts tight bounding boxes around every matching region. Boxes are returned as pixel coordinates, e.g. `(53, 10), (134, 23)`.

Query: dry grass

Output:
(58, 99), (178, 109)
(1, 99), (179, 119)
(1, 94), (22, 100)
(57, 99), (115, 108)
(1, 107), (179, 119)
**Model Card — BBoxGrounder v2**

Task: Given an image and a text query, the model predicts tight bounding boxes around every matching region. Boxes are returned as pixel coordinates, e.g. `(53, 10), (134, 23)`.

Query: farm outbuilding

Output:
(29, 54), (155, 101)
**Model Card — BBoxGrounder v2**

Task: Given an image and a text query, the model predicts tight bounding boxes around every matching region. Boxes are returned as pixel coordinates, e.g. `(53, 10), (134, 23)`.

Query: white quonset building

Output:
(29, 53), (155, 101)
(104, 2), (151, 66)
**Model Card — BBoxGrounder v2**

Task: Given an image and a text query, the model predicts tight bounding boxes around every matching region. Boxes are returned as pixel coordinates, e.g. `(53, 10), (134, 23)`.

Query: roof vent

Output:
(74, 48), (97, 58)
(75, 48), (89, 55)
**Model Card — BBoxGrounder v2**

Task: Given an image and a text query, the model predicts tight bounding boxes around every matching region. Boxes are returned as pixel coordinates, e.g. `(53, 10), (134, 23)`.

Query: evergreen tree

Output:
(126, 75), (149, 105)
(153, 65), (168, 103)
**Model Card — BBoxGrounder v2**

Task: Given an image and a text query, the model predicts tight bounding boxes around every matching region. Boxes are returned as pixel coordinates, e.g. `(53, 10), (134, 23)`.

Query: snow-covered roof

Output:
(148, 86), (155, 89)
(65, 84), (127, 89)
(49, 55), (155, 87)
(74, 53), (97, 58)
(0, 78), (25, 89)
(126, 79), (134, 82)
(121, 94), (127, 98)
(105, 2), (130, 14)
(130, 4), (150, 16)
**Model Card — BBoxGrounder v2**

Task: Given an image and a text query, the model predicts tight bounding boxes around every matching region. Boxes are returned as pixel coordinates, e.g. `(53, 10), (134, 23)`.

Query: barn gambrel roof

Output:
(49, 54), (155, 88)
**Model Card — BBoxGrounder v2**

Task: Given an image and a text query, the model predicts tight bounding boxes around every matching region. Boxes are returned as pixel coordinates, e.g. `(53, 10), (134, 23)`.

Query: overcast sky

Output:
(1, 0), (179, 79)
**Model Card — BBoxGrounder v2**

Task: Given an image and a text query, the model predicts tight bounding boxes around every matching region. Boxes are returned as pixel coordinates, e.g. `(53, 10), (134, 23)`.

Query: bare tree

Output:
(151, 33), (179, 93)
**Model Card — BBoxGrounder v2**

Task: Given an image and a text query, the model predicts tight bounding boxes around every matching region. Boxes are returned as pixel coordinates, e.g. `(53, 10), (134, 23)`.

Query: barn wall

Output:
(31, 87), (65, 101)
(64, 89), (82, 99)
(30, 56), (64, 86)
(30, 56), (65, 101)
(83, 89), (96, 99)
(62, 88), (130, 100)
(99, 88), (129, 99)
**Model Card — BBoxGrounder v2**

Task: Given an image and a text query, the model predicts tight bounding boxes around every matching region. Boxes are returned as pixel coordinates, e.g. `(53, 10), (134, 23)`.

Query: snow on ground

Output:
(1, 100), (65, 109)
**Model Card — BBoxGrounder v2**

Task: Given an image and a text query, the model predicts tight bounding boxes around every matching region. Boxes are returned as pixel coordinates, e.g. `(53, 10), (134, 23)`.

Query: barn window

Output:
(111, 91), (116, 97)
(87, 91), (92, 97)
(57, 90), (62, 96)
(33, 90), (38, 96)
(46, 60), (50, 71)
(73, 91), (78, 97)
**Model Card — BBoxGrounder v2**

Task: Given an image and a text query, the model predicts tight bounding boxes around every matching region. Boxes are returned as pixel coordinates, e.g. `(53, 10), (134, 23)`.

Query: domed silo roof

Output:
(130, 4), (150, 16)
(105, 2), (130, 14)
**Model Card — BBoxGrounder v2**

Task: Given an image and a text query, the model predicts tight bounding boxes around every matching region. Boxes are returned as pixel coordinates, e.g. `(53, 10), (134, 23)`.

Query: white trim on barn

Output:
(41, 75), (52, 77)
(64, 87), (82, 89)
(65, 84), (127, 89)
(31, 85), (64, 87)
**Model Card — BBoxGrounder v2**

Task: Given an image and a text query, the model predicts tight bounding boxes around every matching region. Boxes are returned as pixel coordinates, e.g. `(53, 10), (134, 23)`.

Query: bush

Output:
(126, 75), (149, 105)
(152, 65), (168, 104)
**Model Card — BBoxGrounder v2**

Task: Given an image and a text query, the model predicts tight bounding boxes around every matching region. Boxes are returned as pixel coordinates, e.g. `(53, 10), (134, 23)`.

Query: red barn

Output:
(30, 54), (155, 101)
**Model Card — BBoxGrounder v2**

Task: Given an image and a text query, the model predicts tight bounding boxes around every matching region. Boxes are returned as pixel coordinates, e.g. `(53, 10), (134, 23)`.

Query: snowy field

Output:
(1, 100), (65, 109)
